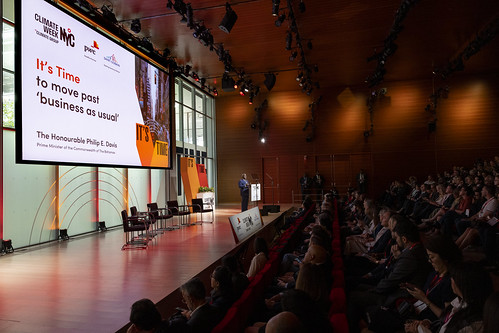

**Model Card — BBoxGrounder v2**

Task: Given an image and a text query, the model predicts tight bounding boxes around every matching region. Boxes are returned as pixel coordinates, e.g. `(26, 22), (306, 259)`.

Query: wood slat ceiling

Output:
(85, 0), (499, 94)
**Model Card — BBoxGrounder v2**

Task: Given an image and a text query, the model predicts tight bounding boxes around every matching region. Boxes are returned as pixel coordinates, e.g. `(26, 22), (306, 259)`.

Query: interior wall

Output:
(2, 130), (170, 248)
(216, 73), (499, 203)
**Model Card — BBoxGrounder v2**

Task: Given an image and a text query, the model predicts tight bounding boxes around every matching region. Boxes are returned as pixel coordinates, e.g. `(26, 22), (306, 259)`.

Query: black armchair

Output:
(147, 203), (175, 231)
(191, 198), (214, 224)
(167, 200), (191, 227)
(121, 210), (149, 250)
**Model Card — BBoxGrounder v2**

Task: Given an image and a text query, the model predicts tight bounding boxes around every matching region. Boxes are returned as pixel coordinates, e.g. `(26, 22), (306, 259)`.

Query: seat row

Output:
(121, 200), (214, 250)
(211, 204), (318, 333)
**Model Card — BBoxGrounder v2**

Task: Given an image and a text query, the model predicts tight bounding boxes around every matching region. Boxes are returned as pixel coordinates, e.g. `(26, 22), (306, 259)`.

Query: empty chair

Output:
(191, 198), (214, 224)
(131, 206), (157, 236)
(147, 203), (174, 231)
(121, 210), (149, 250)
(167, 200), (190, 227)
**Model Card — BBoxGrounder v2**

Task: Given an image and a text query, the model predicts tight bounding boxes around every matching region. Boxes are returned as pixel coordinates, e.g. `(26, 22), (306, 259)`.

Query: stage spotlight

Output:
(234, 79), (243, 89)
(200, 78), (206, 89)
(131, 19), (141, 33)
(219, 2), (238, 33)
(285, 32), (292, 50)
(184, 65), (191, 76)
(264, 73), (276, 91)
(98, 221), (107, 232)
(260, 137), (266, 143)
(289, 51), (298, 61)
(222, 74), (236, 92)
(296, 72), (303, 81)
(272, 0), (280, 16)
(213, 88), (218, 96)
(249, 93), (254, 104)
(191, 72), (199, 81)
(186, 3), (194, 27)
(101, 5), (117, 24)
(299, 0), (306, 13)
(60, 229), (70, 241)
(275, 14), (286, 27)
(163, 48), (171, 57)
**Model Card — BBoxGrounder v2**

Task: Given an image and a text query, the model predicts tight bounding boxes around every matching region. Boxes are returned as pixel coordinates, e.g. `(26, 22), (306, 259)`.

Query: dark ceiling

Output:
(79, 0), (499, 95)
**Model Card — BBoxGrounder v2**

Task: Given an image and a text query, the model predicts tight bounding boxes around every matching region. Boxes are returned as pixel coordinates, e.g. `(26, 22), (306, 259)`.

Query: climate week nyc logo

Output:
(33, 12), (76, 47)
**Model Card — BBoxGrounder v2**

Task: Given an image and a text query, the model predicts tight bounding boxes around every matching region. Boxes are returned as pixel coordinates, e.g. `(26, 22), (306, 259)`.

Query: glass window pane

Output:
(195, 94), (203, 113)
(196, 112), (205, 147)
(183, 86), (192, 108)
(175, 102), (181, 141)
(206, 97), (213, 118)
(183, 108), (193, 144)
(3, 23), (14, 72)
(175, 79), (180, 102)
(3, 71), (15, 128)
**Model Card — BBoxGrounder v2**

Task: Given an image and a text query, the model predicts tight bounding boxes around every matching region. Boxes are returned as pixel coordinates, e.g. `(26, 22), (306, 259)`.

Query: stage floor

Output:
(0, 204), (291, 333)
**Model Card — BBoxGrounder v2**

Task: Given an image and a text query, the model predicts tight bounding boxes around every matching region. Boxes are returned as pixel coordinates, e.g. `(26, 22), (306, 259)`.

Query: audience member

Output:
(248, 237), (269, 278)
(127, 299), (169, 333)
(483, 291), (499, 333)
(404, 262), (493, 333)
(209, 265), (235, 313)
(221, 254), (249, 298)
(169, 277), (223, 333)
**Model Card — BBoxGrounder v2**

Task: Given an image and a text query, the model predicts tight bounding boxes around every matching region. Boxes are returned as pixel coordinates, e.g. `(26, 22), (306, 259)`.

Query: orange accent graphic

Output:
(180, 157), (200, 207)
(136, 123), (169, 167)
(93, 41), (99, 49)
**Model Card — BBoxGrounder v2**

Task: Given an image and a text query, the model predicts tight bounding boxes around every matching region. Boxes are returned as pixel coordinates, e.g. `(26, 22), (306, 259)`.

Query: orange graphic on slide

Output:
(136, 123), (169, 167)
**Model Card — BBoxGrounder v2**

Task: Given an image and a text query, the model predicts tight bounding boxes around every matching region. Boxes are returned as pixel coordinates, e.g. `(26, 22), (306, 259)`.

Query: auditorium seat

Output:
(329, 313), (349, 333)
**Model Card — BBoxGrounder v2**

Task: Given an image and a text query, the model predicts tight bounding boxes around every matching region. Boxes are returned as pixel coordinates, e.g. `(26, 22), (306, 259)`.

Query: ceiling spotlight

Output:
(186, 3), (194, 28)
(234, 79), (243, 89)
(289, 51), (298, 62)
(130, 19), (141, 33)
(272, 0), (280, 16)
(163, 48), (171, 57)
(275, 14), (286, 27)
(264, 73), (276, 91)
(184, 65), (191, 76)
(191, 72), (199, 81)
(285, 32), (292, 50)
(249, 93), (254, 104)
(219, 2), (238, 33)
(298, 0), (306, 13)
(101, 5), (117, 24)
(213, 88), (218, 96)
(200, 78), (206, 89)
(260, 137), (266, 143)
(250, 123), (257, 129)
(296, 72), (303, 81)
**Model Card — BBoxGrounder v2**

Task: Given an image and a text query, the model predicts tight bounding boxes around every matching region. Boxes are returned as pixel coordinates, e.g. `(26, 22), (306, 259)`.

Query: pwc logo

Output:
(84, 41), (99, 55)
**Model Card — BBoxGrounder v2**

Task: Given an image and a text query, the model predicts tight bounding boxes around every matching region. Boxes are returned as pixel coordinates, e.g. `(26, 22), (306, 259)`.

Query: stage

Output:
(0, 204), (292, 333)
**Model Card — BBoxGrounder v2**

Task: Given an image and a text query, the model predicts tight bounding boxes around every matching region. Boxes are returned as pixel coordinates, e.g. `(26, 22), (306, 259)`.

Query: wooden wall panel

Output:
(216, 73), (499, 203)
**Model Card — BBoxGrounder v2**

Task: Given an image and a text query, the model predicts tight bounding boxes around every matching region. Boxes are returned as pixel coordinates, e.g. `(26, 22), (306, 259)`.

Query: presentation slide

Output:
(17, 0), (171, 168)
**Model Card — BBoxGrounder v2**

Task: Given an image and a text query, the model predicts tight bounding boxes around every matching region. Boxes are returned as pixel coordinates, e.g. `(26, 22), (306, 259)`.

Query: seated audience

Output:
(127, 298), (169, 333)
(170, 277), (223, 333)
(347, 218), (431, 333)
(221, 254), (249, 298)
(483, 291), (499, 333)
(209, 265), (235, 314)
(367, 234), (462, 332)
(248, 237), (269, 278)
(404, 262), (493, 333)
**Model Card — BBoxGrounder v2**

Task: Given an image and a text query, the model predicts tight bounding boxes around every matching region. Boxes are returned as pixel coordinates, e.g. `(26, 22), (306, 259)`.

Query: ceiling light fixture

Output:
(219, 2), (238, 33)
(275, 14), (286, 27)
(130, 19), (141, 33)
(272, 0), (280, 16)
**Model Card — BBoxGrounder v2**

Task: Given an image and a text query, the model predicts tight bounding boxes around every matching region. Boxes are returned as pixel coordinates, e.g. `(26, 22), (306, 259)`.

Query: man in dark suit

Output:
(170, 277), (223, 333)
(347, 218), (431, 333)
(239, 173), (250, 212)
